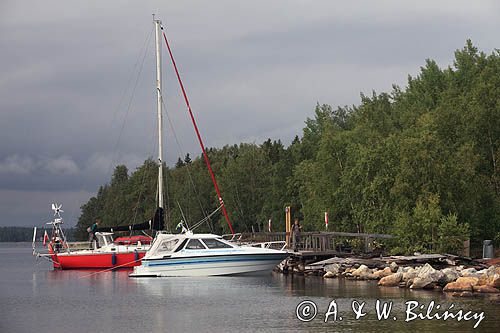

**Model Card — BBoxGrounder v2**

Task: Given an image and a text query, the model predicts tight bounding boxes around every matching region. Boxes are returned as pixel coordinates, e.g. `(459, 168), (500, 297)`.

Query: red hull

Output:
(49, 247), (146, 270)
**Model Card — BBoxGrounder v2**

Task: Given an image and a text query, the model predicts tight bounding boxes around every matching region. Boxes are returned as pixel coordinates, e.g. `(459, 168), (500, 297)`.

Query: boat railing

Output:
(66, 241), (93, 250)
(221, 233), (243, 242)
(247, 241), (287, 251)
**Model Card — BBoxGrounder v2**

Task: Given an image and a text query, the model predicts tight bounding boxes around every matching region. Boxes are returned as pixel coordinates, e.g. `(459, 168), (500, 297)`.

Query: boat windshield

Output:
(201, 238), (233, 249)
(184, 239), (207, 250)
(159, 239), (179, 253)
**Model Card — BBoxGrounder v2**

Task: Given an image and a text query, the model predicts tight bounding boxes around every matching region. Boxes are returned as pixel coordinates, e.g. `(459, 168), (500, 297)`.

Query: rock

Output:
(389, 262), (398, 272)
(373, 267), (393, 278)
(398, 282), (407, 288)
(460, 268), (478, 277)
(402, 269), (418, 282)
(352, 265), (372, 279)
(473, 285), (499, 293)
(443, 280), (474, 292)
(478, 266), (500, 287)
(344, 267), (356, 274)
(410, 277), (434, 289)
(397, 266), (413, 273)
(440, 267), (460, 284)
(434, 285), (442, 291)
(323, 271), (337, 278)
(492, 275), (500, 288)
(378, 272), (403, 287)
(417, 263), (444, 283)
(324, 263), (341, 275)
(456, 276), (479, 286)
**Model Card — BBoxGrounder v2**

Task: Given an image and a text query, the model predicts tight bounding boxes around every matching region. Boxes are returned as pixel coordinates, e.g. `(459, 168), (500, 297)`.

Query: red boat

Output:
(47, 232), (152, 269)
(33, 204), (162, 270)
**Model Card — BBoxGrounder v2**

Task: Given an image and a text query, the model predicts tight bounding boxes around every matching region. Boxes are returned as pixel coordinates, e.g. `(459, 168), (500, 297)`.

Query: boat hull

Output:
(130, 253), (288, 277)
(50, 251), (147, 269)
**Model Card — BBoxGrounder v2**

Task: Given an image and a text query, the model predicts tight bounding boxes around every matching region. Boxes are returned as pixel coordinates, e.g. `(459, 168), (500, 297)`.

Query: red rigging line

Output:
(161, 29), (235, 235)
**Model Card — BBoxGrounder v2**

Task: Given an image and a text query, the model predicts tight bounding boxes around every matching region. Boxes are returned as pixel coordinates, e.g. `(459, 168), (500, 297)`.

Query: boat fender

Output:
(112, 253), (117, 265)
(134, 250), (139, 261)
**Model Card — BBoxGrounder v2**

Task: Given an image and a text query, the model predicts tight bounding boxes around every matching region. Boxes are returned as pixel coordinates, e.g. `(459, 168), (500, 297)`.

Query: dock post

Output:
(285, 206), (291, 249)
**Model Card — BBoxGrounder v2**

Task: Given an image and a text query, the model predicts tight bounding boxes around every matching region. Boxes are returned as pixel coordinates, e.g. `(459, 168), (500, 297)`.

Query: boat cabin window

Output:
(96, 234), (114, 247)
(201, 238), (233, 249)
(159, 239), (179, 252)
(184, 239), (207, 250)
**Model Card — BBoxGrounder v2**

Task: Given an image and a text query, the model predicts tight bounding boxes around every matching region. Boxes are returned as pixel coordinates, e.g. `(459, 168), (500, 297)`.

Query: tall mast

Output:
(154, 18), (164, 209)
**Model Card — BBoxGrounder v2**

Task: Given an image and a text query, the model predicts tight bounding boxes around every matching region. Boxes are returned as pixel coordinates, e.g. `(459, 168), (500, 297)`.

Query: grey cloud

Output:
(0, 0), (499, 226)
(0, 155), (35, 175)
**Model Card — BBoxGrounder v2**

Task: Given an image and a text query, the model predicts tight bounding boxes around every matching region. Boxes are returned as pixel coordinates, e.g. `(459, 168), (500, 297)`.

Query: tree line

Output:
(0, 227), (76, 242)
(75, 41), (499, 255)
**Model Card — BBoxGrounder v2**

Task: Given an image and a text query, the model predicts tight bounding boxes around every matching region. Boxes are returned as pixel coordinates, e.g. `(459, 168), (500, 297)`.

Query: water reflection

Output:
(1, 244), (499, 332)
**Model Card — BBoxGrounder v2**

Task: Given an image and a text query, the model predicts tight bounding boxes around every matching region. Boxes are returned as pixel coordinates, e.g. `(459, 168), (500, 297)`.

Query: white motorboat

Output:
(130, 231), (288, 277)
(127, 17), (290, 277)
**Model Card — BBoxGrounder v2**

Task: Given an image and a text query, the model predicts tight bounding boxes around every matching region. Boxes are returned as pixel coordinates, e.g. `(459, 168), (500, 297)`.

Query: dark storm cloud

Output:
(0, 0), (499, 226)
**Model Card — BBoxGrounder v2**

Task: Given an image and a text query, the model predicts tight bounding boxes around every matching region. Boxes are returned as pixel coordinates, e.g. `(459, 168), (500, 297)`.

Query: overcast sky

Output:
(1, 1), (499, 227)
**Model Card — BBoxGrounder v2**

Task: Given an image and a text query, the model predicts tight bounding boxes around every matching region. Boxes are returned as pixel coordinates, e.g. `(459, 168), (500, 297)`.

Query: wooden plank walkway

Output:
(242, 231), (395, 254)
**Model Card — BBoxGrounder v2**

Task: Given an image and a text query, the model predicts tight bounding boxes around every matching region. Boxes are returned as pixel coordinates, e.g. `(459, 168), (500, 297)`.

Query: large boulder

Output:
(352, 265), (372, 279)
(410, 277), (435, 289)
(444, 281), (473, 292)
(397, 266), (413, 273)
(443, 277), (479, 292)
(477, 266), (500, 288)
(402, 268), (419, 282)
(417, 263), (444, 282)
(389, 262), (399, 272)
(460, 268), (478, 277)
(378, 272), (403, 287)
(456, 276), (479, 286)
(440, 267), (460, 284)
(324, 263), (341, 275)
(373, 267), (393, 278)
(323, 271), (337, 278)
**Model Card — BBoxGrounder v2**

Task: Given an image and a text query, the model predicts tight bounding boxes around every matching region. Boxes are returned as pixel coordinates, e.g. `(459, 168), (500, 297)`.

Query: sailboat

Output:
(31, 19), (168, 270)
(130, 18), (288, 277)
(32, 204), (161, 269)
(33, 17), (288, 274)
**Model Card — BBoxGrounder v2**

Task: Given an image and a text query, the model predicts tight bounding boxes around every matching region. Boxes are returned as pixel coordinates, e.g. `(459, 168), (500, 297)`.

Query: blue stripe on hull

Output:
(144, 254), (286, 267)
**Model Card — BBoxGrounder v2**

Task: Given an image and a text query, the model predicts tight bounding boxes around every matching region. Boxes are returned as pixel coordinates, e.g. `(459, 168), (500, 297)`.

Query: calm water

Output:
(0, 243), (498, 333)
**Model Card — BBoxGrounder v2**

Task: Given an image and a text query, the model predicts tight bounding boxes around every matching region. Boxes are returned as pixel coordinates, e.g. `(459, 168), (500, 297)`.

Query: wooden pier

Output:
(241, 231), (394, 257)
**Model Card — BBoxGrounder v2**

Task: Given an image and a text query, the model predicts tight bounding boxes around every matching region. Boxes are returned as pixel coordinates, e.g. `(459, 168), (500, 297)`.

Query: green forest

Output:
(75, 41), (499, 255)
(0, 227), (75, 242)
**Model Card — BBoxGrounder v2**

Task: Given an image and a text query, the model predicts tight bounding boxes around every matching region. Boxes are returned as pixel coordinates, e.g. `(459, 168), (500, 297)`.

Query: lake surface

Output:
(0, 242), (498, 332)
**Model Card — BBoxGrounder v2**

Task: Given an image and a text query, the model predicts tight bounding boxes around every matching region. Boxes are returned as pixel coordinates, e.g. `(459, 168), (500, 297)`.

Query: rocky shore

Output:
(276, 254), (500, 298)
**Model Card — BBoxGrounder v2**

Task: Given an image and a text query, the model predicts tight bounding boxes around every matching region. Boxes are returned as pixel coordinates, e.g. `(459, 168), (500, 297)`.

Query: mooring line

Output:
(78, 258), (142, 279)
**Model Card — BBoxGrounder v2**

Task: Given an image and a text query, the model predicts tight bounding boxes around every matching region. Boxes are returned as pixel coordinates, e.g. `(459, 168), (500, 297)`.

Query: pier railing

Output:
(240, 231), (394, 253)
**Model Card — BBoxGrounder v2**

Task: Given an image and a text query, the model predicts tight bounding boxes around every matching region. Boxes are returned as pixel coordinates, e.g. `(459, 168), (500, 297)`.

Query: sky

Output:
(1, 0), (499, 227)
